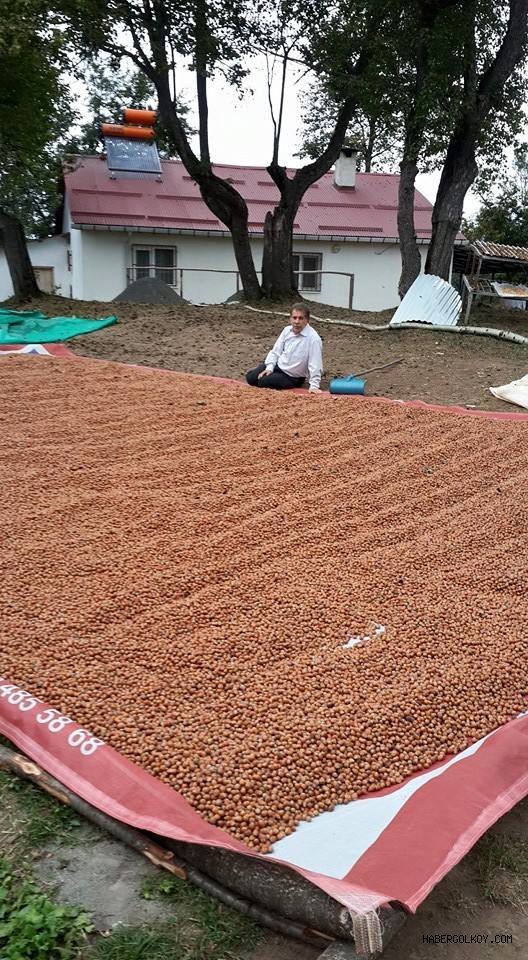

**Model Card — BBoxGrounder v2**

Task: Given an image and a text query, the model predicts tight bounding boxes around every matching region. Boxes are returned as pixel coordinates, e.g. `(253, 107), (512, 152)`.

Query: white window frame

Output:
(293, 252), (322, 292)
(131, 245), (178, 286)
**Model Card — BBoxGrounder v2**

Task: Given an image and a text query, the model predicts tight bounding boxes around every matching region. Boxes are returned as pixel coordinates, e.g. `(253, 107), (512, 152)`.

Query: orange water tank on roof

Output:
(123, 108), (157, 127)
(101, 124), (155, 140)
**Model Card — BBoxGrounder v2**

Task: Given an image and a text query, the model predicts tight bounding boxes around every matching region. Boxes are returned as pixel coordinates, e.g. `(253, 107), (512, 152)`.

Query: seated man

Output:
(245, 303), (323, 393)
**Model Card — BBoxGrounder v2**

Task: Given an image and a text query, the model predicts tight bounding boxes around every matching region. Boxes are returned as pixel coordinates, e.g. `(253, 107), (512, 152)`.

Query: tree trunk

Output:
(425, 130), (478, 278)
(154, 79), (262, 301)
(261, 204), (298, 300)
(198, 174), (262, 300)
(264, 94), (360, 301)
(127, 2), (386, 306)
(230, 210), (262, 301)
(396, 0), (453, 299)
(0, 209), (39, 300)
(397, 156), (422, 298)
(425, 0), (528, 279)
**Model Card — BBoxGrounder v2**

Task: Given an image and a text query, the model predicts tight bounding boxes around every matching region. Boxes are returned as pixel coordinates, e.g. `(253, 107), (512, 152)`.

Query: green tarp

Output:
(0, 309), (118, 344)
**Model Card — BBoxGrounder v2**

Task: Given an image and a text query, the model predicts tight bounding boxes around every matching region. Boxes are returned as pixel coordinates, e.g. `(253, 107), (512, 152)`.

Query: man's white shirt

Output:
(265, 324), (323, 390)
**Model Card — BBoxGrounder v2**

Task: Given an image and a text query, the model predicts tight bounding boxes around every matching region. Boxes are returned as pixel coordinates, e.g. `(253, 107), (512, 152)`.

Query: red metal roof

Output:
(65, 156), (434, 240)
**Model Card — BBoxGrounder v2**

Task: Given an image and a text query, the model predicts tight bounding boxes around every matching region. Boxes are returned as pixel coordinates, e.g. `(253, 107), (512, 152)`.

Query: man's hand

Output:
(309, 386), (322, 394)
(258, 367), (273, 379)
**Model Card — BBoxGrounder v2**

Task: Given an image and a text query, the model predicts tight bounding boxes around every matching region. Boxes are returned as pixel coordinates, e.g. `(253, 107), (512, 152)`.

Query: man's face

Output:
(291, 309), (309, 334)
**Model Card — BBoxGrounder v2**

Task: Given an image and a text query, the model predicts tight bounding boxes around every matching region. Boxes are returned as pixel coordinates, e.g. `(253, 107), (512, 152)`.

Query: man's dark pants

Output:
(245, 362), (305, 390)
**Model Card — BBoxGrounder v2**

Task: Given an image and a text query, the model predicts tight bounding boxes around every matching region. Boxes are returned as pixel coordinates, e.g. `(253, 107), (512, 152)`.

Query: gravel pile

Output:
(113, 276), (188, 304)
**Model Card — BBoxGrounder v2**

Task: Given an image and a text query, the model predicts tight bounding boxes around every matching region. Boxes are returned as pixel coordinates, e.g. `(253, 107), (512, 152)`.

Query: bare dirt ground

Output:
(17, 293), (528, 412)
(2, 293), (528, 960)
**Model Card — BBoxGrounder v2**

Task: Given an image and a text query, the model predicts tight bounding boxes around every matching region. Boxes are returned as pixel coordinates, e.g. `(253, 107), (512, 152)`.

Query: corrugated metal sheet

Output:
(65, 157), (435, 240)
(472, 240), (528, 262)
(390, 274), (462, 327)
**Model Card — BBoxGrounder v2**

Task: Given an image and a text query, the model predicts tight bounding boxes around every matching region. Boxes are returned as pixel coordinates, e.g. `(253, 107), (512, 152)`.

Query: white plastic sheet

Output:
(490, 373), (528, 411)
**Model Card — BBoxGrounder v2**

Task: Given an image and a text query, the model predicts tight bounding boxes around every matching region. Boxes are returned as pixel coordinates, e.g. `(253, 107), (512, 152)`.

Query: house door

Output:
(34, 267), (54, 293)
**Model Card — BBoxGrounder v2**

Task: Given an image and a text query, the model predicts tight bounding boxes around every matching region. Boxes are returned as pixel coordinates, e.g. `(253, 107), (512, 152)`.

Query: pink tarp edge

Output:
(344, 715), (528, 911)
(0, 343), (76, 358)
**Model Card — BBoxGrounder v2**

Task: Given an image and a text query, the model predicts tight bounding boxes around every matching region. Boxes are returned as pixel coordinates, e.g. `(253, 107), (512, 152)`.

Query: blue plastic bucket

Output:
(329, 376), (366, 395)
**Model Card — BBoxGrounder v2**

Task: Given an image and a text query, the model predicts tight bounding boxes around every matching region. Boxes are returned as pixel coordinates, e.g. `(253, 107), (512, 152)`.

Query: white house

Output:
(0, 150), (439, 310)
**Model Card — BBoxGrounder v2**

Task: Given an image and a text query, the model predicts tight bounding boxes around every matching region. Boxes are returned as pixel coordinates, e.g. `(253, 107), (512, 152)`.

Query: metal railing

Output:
(127, 266), (179, 288)
(126, 266), (355, 308)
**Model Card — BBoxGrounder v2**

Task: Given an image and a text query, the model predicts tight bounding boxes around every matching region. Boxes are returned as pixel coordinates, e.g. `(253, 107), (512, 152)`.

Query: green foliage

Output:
(0, 2), (195, 240)
(0, 859), (93, 960)
(91, 925), (183, 960)
(69, 58), (155, 153)
(92, 872), (260, 960)
(0, 0), (74, 236)
(296, 80), (401, 170)
(463, 144), (528, 246)
(296, 0), (528, 178)
(140, 874), (180, 900)
(63, 0), (258, 92)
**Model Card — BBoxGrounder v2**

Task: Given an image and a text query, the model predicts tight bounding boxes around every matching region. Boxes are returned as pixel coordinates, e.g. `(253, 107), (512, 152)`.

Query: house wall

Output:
(0, 229), (427, 310)
(0, 229), (429, 310)
(74, 230), (429, 312)
(0, 235), (70, 301)
(70, 227), (84, 299)
(284, 239), (429, 312)
(74, 230), (128, 301)
(75, 231), (240, 304)
(175, 235), (249, 304)
(63, 197), (72, 233)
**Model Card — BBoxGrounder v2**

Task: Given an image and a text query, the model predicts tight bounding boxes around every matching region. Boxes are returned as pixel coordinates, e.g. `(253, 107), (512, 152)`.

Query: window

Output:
(293, 252), (322, 292)
(132, 246), (177, 286)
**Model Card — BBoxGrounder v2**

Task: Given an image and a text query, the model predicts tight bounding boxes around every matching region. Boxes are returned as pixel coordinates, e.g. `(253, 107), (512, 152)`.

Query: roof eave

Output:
(73, 222), (434, 244)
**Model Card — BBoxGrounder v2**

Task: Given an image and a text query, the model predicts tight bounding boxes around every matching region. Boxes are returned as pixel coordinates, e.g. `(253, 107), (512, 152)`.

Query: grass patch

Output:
(0, 770), (83, 852)
(139, 874), (260, 959)
(90, 912), (258, 960)
(89, 923), (184, 959)
(476, 834), (528, 910)
(0, 858), (93, 960)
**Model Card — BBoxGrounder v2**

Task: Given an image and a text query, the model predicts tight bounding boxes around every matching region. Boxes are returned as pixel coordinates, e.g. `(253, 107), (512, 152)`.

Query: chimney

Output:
(334, 147), (357, 189)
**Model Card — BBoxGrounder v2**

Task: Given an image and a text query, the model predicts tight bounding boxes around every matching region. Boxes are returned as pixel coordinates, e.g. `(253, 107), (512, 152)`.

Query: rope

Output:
(352, 909), (384, 956)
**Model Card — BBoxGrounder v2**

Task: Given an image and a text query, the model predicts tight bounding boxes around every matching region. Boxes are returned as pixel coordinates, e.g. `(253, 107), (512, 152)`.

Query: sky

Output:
(175, 56), (482, 217)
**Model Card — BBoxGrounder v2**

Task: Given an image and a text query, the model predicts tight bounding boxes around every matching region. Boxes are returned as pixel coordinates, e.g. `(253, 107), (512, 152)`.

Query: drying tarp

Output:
(2, 357), (528, 947)
(0, 308), (117, 343)
(0, 682), (527, 922)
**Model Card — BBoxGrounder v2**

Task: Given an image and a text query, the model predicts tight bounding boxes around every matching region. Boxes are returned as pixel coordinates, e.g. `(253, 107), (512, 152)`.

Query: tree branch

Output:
(195, 0), (210, 164)
(477, 0), (528, 108)
(273, 50), (289, 165)
(265, 54), (279, 154)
